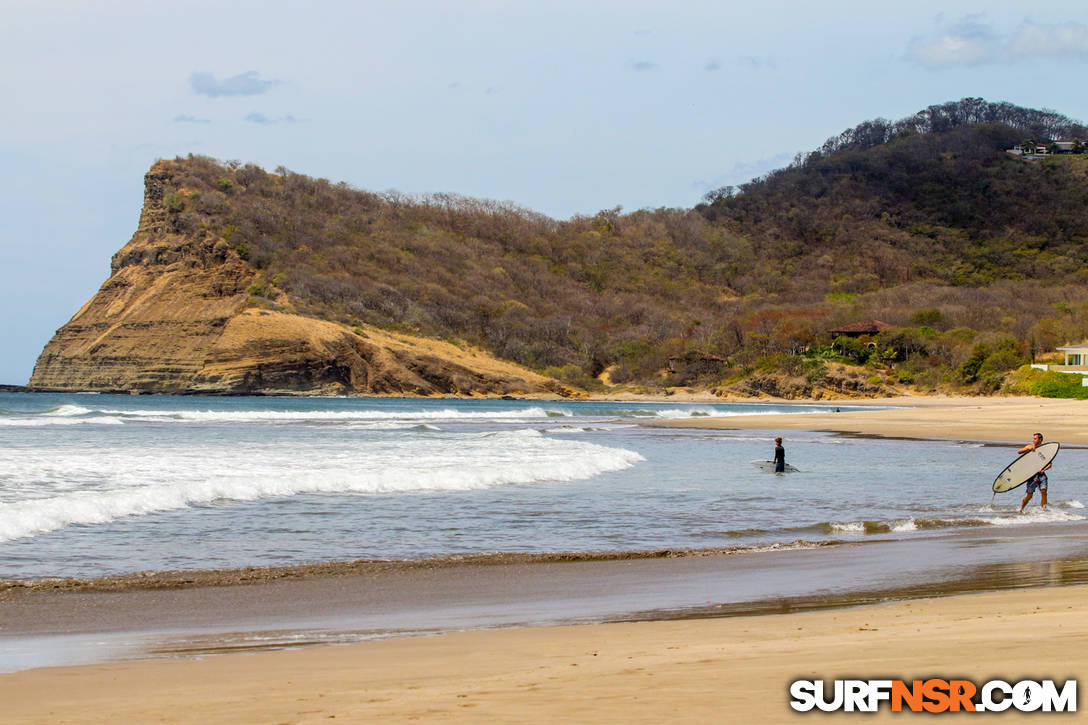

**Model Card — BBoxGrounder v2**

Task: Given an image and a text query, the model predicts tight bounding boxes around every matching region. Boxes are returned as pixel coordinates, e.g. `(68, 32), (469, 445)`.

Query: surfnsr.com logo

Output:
(789, 679), (1077, 713)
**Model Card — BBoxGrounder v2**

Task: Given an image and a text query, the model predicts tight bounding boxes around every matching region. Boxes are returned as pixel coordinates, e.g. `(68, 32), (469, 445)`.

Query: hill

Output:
(31, 99), (1088, 397)
(29, 163), (575, 396)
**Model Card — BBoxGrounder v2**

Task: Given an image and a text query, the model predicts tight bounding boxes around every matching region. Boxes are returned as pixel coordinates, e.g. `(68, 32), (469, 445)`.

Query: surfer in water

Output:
(773, 437), (785, 473)
(1018, 432), (1050, 513)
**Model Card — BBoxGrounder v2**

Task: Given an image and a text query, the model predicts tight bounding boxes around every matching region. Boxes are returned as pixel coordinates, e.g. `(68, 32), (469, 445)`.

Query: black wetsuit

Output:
(774, 444), (785, 473)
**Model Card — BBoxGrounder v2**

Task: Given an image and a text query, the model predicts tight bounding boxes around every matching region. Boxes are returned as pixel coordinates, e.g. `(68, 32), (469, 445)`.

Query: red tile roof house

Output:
(828, 320), (893, 338)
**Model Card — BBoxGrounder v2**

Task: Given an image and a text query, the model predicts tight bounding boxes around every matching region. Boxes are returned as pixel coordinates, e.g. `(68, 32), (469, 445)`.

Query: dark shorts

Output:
(1026, 472), (1048, 494)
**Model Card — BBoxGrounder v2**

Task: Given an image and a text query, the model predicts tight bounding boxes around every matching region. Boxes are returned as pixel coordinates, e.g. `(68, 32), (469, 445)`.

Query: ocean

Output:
(2, 392), (1084, 581)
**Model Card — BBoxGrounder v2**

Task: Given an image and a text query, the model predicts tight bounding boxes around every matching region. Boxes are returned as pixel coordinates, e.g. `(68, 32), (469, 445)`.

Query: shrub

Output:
(911, 308), (945, 327)
(1007, 367), (1088, 399)
(163, 192), (186, 213)
(958, 344), (989, 383)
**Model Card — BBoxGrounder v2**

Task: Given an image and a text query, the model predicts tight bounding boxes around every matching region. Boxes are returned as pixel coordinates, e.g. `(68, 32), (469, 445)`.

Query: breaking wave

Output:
(0, 429), (644, 542)
(820, 505), (1086, 535)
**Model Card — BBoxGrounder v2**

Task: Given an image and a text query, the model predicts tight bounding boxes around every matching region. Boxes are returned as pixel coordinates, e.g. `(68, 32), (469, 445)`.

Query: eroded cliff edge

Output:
(30, 160), (572, 396)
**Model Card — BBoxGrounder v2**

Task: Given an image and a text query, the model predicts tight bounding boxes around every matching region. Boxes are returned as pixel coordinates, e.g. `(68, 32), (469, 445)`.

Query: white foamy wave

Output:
(94, 406), (563, 424)
(545, 424), (632, 434)
(0, 431), (644, 541)
(987, 508), (1086, 525)
(0, 404), (122, 427)
(1065, 500), (1085, 509)
(826, 509), (1087, 535)
(748, 540), (827, 553)
(51, 404), (94, 417)
(0, 416), (124, 427)
(343, 422), (442, 431)
(647, 406), (843, 420)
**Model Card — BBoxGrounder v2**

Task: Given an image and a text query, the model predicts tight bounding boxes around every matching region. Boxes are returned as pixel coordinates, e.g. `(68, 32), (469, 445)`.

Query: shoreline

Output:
(4, 523), (1088, 667)
(1, 543), (843, 593)
(12, 388), (1086, 446)
(647, 395), (1088, 445)
(0, 385), (1054, 405)
(3, 581), (1086, 723)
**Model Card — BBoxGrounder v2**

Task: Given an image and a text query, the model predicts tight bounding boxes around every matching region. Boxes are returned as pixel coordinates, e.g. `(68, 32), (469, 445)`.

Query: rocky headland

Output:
(30, 160), (572, 397)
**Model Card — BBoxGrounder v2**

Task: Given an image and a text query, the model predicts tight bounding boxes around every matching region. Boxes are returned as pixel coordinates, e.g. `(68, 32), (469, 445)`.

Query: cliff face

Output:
(30, 161), (572, 397)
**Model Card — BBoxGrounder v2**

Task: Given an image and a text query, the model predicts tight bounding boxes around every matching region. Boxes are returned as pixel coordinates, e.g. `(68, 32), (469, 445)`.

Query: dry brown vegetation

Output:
(140, 99), (1088, 396)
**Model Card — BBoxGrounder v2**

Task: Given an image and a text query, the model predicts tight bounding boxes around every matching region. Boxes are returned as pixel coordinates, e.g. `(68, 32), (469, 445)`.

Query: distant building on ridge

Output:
(1008, 139), (1085, 156)
(828, 320), (892, 338)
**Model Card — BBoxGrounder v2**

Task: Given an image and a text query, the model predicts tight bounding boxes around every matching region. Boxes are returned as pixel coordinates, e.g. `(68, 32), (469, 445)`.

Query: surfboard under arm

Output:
(992, 442), (1059, 493)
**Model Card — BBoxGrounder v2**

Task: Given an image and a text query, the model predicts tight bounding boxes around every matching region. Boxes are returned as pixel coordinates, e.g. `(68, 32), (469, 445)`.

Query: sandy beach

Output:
(652, 394), (1088, 445)
(2, 583), (1085, 723)
(3, 394), (1086, 723)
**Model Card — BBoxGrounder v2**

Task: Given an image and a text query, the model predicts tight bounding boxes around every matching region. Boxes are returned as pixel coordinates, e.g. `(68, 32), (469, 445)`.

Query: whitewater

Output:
(1, 393), (1085, 579)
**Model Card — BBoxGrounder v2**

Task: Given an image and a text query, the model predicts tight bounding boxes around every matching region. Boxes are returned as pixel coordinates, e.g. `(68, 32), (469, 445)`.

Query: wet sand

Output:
(651, 395), (1088, 445)
(3, 524), (1088, 670)
(2, 582), (1086, 723)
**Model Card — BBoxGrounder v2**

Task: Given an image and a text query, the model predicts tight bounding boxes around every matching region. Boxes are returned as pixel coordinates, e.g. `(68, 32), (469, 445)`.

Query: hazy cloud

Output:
(631, 60), (658, 71)
(739, 56), (778, 70)
(190, 71), (280, 98)
(244, 112), (298, 125)
(1009, 21), (1088, 58)
(693, 151), (794, 195)
(704, 59), (721, 71)
(909, 19), (1088, 68)
(173, 114), (210, 124)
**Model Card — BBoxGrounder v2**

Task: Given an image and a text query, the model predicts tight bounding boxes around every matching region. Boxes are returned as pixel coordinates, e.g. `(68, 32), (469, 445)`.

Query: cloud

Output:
(1008, 21), (1088, 58)
(631, 60), (658, 71)
(244, 112), (298, 125)
(190, 71), (280, 98)
(739, 56), (778, 70)
(909, 19), (1088, 69)
(703, 56), (775, 72)
(694, 151), (795, 195)
(173, 114), (211, 124)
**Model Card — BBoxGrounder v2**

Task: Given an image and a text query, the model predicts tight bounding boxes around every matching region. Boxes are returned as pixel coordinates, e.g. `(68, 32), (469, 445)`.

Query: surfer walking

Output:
(773, 437), (785, 473)
(1018, 432), (1050, 513)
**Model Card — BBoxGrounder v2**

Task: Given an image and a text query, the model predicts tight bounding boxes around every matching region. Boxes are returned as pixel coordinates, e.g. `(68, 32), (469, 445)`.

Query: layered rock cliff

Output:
(30, 160), (572, 396)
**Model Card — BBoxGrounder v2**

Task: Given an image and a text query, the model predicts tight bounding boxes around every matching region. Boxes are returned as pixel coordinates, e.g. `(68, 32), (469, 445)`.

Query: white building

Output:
(1031, 343), (1088, 386)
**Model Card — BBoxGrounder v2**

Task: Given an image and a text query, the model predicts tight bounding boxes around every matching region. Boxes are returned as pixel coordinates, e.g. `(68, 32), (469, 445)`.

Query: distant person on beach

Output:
(1018, 432), (1050, 514)
(773, 437), (785, 473)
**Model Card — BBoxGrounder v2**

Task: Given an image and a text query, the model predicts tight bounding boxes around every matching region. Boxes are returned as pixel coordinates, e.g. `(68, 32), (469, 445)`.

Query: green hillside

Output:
(150, 98), (1088, 396)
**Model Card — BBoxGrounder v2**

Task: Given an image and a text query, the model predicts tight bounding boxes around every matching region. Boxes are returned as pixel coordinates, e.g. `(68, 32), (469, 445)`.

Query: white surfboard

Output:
(750, 459), (800, 473)
(992, 442), (1060, 493)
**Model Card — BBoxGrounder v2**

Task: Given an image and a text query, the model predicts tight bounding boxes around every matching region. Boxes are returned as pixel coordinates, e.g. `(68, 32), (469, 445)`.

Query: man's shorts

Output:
(1026, 471), (1048, 494)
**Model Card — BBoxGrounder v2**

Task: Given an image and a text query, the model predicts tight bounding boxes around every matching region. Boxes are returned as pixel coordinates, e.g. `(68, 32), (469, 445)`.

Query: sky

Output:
(4, 1), (1088, 384)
